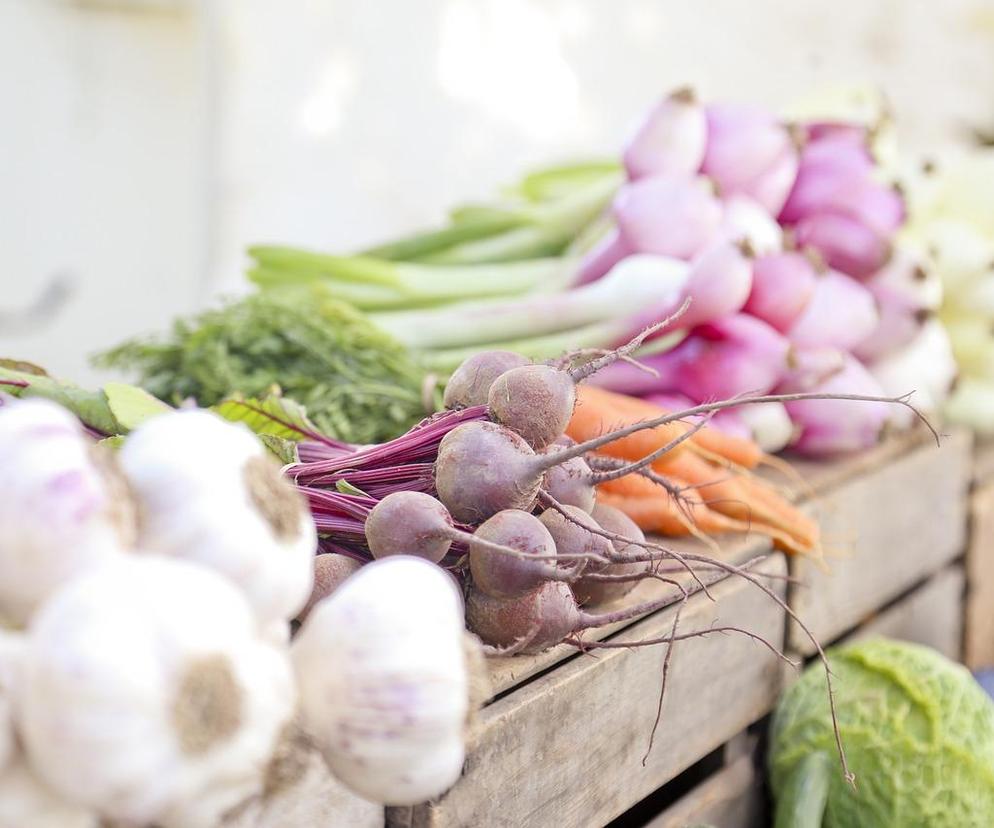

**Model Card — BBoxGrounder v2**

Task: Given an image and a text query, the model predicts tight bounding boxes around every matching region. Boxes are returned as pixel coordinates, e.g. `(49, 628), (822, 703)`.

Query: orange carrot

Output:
(572, 385), (764, 469)
(596, 489), (811, 557)
(596, 470), (815, 556)
(650, 452), (820, 549)
(568, 386), (819, 555)
(567, 385), (691, 463)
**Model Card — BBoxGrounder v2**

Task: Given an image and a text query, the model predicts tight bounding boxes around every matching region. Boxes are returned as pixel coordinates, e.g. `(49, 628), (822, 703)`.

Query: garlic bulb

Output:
(120, 410), (316, 628)
(16, 556), (296, 828)
(293, 556), (474, 805)
(0, 398), (133, 627)
(0, 692), (10, 775)
(0, 629), (23, 772)
(0, 756), (99, 828)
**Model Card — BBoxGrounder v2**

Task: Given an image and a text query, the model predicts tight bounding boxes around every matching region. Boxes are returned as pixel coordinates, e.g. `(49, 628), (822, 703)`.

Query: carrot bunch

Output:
(567, 386), (819, 556)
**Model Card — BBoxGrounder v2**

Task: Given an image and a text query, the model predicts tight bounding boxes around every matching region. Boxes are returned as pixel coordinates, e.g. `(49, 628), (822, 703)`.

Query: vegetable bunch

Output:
(551, 92), (952, 455)
(97, 288), (431, 445)
(2, 338), (922, 802)
(284, 337), (922, 781)
(0, 393), (481, 824)
(249, 88), (954, 457)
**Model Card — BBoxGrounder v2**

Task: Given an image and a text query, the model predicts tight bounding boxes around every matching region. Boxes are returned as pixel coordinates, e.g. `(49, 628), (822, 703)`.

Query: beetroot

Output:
(488, 364), (577, 450)
(434, 421), (544, 523)
(541, 453), (596, 513)
(295, 553), (363, 622)
(466, 581), (580, 653)
(443, 350), (532, 410)
(365, 491), (456, 563)
(469, 510), (568, 599)
(571, 504), (647, 606)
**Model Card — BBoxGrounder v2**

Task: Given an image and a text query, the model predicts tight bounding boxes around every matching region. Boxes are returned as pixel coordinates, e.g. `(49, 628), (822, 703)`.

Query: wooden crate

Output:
(844, 564), (964, 660)
(283, 430), (973, 827)
(644, 562), (967, 828)
(645, 733), (768, 828)
(388, 554), (787, 828)
(966, 439), (994, 669)
(786, 429), (971, 654)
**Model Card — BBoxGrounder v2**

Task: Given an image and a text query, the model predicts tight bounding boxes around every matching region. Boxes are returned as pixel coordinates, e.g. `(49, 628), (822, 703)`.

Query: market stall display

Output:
(3, 75), (994, 828)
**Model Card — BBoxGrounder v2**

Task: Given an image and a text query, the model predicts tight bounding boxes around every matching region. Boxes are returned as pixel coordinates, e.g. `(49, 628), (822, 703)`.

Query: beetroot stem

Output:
(548, 391), (936, 469)
(566, 298), (692, 382)
(678, 549), (854, 787)
(587, 414), (713, 483)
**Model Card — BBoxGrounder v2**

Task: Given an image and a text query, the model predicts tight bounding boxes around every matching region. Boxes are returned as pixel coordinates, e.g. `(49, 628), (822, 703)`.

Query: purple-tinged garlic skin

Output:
(0, 398), (132, 627)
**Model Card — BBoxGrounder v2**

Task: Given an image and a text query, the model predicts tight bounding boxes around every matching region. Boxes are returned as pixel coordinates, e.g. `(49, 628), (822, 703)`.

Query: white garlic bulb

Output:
(292, 556), (473, 805)
(0, 629), (23, 772)
(0, 693), (10, 776)
(120, 410), (316, 628)
(0, 755), (99, 828)
(0, 398), (133, 627)
(16, 556), (296, 828)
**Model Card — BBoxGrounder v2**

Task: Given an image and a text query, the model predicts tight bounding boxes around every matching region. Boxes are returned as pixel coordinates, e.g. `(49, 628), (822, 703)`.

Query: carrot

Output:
(596, 488), (812, 557)
(570, 386), (819, 555)
(573, 385), (764, 469)
(651, 451), (820, 549)
(596, 470), (816, 557)
(567, 385), (691, 463)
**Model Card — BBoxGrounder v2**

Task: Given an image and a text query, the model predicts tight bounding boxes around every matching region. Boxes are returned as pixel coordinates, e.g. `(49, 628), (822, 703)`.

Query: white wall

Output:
(3, 0), (994, 381)
(0, 0), (210, 383)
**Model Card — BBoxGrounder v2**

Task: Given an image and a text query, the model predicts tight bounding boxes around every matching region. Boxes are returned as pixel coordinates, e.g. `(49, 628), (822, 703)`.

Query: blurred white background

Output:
(2, 0), (993, 382)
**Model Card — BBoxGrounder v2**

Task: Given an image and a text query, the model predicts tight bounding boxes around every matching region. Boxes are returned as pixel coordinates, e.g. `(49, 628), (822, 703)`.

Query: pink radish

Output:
(745, 250), (820, 332)
(623, 87), (708, 180)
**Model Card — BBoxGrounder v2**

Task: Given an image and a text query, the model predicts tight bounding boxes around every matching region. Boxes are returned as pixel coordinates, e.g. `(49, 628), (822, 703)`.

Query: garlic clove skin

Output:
(0, 629), (24, 772)
(0, 755), (99, 828)
(16, 556), (296, 828)
(293, 556), (471, 806)
(120, 409), (317, 629)
(0, 398), (133, 627)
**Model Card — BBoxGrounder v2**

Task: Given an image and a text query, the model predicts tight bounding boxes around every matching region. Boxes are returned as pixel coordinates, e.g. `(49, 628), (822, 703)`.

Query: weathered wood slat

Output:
(785, 427), (930, 497)
(483, 432), (938, 700)
(392, 556), (787, 828)
(787, 430), (971, 654)
(644, 754), (765, 828)
(966, 481), (994, 668)
(845, 565), (965, 660)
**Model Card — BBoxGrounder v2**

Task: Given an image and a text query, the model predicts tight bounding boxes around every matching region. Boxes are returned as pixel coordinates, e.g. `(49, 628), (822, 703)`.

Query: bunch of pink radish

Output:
(580, 89), (956, 457)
